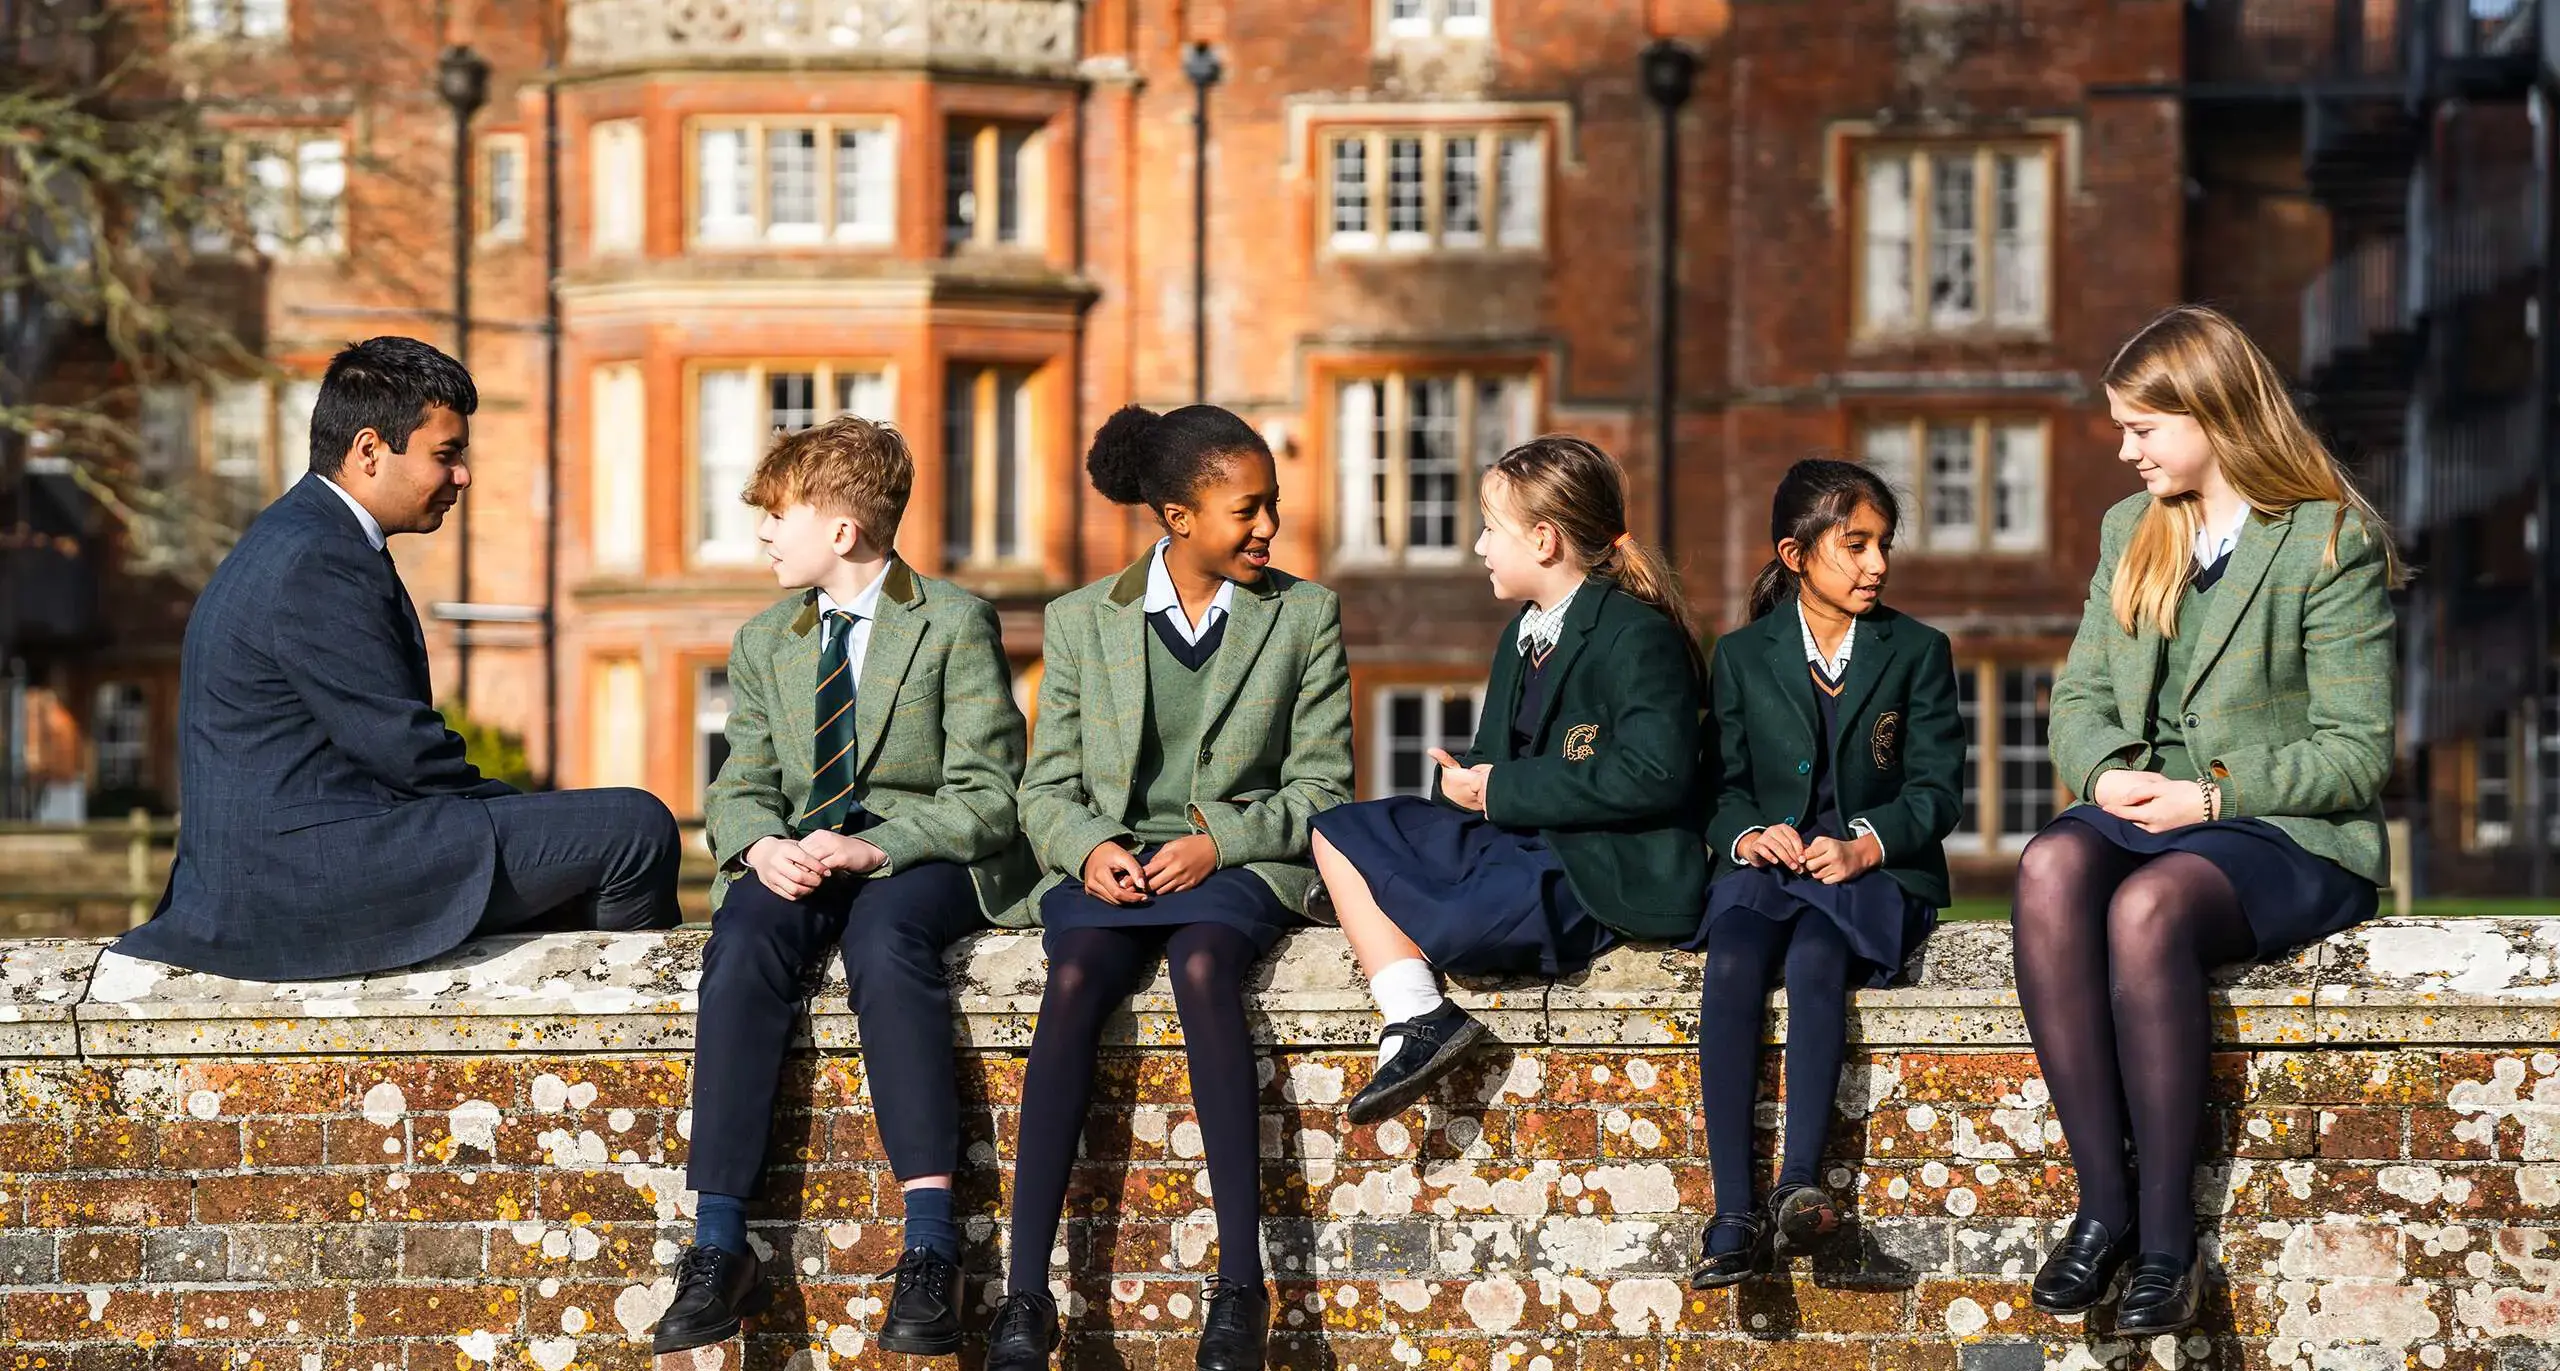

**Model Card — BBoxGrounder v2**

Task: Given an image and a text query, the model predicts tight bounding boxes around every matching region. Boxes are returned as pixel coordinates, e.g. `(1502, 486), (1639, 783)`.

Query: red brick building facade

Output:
(23, 0), (2207, 892)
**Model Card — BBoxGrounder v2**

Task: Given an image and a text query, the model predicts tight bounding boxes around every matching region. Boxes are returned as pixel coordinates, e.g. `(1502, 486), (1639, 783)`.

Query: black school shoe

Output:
(877, 1247), (966, 1356)
(1195, 1276), (1271, 1371)
(1689, 1211), (1773, 1289)
(2114, 1247), (2206, 1336)
(1768, 1183), (1843, 1259)
(1345, 1001), (1488, 1125)
(2029, 1215), (2138, 1314)
(983, 1288), (1062, 1371)
(652, 1243), (771, 1353)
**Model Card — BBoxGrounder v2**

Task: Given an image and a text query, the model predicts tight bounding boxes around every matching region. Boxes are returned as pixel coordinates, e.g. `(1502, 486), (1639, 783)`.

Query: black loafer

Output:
(877, 1247), (966, 1356)
(1689, 1212), (1773, 1289)
(1769, 1183), (1842, 1259)
(2115, 1248), (2205, 1336)
(1346, 1001), (1488, 1125)
(984, 1288), (1061, 1371)
(651, 1243), (771, 1353)
(2030, 1215), (2137, 1314)
(1195, 1276), (1270, 1371)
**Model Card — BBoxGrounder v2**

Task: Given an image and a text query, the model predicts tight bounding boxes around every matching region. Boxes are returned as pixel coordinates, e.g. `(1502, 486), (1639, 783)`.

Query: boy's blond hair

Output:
(742, 415), (913, 545)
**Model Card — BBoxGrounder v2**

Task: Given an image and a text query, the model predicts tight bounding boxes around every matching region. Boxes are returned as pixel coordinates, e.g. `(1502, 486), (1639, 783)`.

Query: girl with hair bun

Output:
(1691, 458), (1965, 1289)
(989, 404), (1353, 1371)
(1310, 435), (1709, 1128)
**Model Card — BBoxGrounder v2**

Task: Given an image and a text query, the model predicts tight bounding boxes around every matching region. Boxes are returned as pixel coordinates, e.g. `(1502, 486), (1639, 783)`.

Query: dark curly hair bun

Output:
(1085, 405), (1162, 505)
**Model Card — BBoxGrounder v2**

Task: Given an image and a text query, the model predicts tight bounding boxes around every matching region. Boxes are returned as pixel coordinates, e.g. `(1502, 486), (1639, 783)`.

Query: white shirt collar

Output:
(1516, 582), (1582, 657)
(816, 564), (891, 627)
(1797, 600), (1856, 679)
(318, 476), (387, 552)
(2194, 503), (2250, 568)
(1142, 537), (1235, 645)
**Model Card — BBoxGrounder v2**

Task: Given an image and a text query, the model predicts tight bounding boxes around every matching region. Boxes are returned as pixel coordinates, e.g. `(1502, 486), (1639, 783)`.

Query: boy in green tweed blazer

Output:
(664, 416), (1027, 1359)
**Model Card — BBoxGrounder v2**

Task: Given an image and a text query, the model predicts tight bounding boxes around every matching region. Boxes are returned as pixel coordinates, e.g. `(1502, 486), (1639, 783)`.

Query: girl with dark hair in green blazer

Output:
(2017, 306), (2401, 1335)
(1691, 459), (1966, 1288)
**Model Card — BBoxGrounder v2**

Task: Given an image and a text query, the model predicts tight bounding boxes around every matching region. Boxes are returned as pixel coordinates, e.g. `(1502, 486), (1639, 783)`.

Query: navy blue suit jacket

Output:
(115, 475), (516, 979)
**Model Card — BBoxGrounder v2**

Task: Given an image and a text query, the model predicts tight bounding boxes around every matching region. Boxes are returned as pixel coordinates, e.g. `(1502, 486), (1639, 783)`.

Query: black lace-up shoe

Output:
(984, 1288), (1061, 1371)
(1195, 1276), (1270, 1371)
(877, 1246), (965, 1356)
(651, 1243), (770, 1353)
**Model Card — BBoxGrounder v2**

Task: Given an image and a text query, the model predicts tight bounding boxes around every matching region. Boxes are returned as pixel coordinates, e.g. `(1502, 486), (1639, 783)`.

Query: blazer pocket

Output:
(270, 798), (399, 833)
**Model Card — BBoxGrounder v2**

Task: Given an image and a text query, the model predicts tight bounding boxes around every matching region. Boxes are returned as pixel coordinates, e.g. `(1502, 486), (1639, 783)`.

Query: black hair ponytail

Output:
(1749, 458), (1902, 620)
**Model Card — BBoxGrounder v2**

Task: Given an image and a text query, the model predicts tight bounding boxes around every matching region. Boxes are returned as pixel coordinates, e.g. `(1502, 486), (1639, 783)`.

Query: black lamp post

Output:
(1639, 38), (1698, 556)
(437, 42), (490, 706)
(1182, 41), (1222, 406)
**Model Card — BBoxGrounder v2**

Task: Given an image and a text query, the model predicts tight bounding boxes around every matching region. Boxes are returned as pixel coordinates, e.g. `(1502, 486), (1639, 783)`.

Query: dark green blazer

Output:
(2050, 493), (2396, 886)
(704, 559), (1035, 918)
(1702, 605), (1966, 908)
(1435, 578), (1705, 941)
(1014, 558), (1355, 919)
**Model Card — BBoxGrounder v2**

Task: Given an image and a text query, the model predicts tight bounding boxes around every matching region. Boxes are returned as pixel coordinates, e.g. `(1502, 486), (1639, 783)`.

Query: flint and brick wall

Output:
(4, 920), (2560, 1370)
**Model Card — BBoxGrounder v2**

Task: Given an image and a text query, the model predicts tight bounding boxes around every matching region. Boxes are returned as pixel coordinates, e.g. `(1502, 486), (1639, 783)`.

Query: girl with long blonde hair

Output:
(2014, 305), (2400, 1334)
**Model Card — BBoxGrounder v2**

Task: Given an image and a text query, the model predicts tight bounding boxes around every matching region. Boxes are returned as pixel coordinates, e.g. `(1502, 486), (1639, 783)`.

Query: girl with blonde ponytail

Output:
(1310, 435), (1709, 1126)
(2013, 306), (2400, 1337)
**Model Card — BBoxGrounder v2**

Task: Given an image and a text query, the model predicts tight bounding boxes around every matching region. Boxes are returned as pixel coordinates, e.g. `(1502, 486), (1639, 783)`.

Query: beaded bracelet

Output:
(2199, 779), (2221, 823)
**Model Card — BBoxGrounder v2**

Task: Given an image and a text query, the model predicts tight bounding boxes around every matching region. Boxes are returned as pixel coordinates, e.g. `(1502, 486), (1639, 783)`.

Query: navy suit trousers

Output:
(686, 860), (982, 1196)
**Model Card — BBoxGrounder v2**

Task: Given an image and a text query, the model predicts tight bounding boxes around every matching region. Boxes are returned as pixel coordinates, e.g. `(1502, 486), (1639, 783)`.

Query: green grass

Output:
(1939, 896), (2560, 923)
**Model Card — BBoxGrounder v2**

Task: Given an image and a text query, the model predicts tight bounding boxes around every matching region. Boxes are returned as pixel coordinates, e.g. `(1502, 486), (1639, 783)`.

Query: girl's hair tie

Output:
(1612, 531), (1635, 553)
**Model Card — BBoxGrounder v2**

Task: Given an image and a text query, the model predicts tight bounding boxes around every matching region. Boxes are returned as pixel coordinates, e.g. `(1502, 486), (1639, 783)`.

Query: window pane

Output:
(1388, 691), (1427, 794)
(1924, 423), (1979, 552)
(1861, 155), (1914, 329)
(835, 127), (894, 242)
(1952, 667), (1982, 843)
(1387, 0), (1429, 36)
(208, 380), (266, 485)
(1444, 0), (1489, 33)
(767, 372), (817, 432)
(1337, 379), (1384, 553)
(1998, 667), (2055, 843)
(1496, 134), (1543, 247)
(1860, 423), (1918, 517)
(139, 385), (195, 475)
(1990, 422), (2046, 551)
(1386, 137), (1427, 241)
(697, 128), (755, 242)
(1441, 693), (1477, 747)
(766, 127), (820, 241)
(593, 121), (643, 252)
(275, 377), (318, 487)
(698, 668), (733, 796)
(184, 0), (224, 36)
(944, 128), (976, 247)
(241, 0), (286, 37)
(697, 369), (760, 561)
(1405, 378), (1460, 550)
(835, 370), (891, 423)
(1992, 152), (2048, 327)
(245, 145), (292, 253)
(995, 371), (1023, 560)
(295, 140), (343, 250)
(2480, 709), (2515, 848)
(997, 128), (1030, 243)
(486, 145), (522, 236)
(1927, 153), (1981, 325)
(1442, 136), (1483, 244)
(943, 370), (977, 561)
(1471, 376), (1523, 476)
(1331, 136), (1372, 241)
(93, 684), (149, 793)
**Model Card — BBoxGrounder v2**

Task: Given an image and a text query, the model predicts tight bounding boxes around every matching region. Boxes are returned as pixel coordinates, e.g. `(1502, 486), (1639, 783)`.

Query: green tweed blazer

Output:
(1703, 605), (1967, 908)
(2049, 493), (2397, 886)
(1013, 558), (1354, 920)
(704, 559), (1035, 918)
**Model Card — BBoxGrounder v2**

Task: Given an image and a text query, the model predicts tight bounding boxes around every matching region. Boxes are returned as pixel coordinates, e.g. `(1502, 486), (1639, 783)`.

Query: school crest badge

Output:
(1871, 711), (1902, 770)
(1563, 723), (1600, 761)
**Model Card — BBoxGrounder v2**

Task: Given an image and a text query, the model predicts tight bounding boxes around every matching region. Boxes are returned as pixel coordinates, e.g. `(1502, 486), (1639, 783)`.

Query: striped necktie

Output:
(802, 609), (864, 833)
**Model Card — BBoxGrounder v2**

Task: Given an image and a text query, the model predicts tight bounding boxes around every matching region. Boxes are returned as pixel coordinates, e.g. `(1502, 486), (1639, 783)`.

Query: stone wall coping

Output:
(0, 917), (2551, 1059)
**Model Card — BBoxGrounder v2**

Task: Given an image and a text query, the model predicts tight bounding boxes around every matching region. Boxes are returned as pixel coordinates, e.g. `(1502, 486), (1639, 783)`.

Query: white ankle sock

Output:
(1369, 958), (1445, 1063)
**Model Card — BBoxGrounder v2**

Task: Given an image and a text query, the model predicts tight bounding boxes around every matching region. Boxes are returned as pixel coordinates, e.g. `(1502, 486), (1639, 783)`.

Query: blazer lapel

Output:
(1761, 618), (1818, 742)
(1198, 576), (1282, 740)
(2179, 508), (2293, 709)
(1101, 558), (1153, 789)
(775, 593), (825, 772)
(850, 562), (925, 773)
(1528, 578), (1608, 744)
(1830, 612), (1896, 759)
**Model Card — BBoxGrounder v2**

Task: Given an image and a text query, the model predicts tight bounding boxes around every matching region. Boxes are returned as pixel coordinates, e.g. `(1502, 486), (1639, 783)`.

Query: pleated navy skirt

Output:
(1039, 845), (1298, 957)
(1702, 867), (1937, 988)
(1312, 796), (1619, 978)
(2049, 804), (2379, 957)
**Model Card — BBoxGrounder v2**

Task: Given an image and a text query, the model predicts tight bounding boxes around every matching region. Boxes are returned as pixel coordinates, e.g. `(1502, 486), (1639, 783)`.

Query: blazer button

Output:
(1198, 745), (1213, 764)
(1795, 760), (1812, 775)
(2184, 713), (2200, 730)
(1781, 815), (1797, 827)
